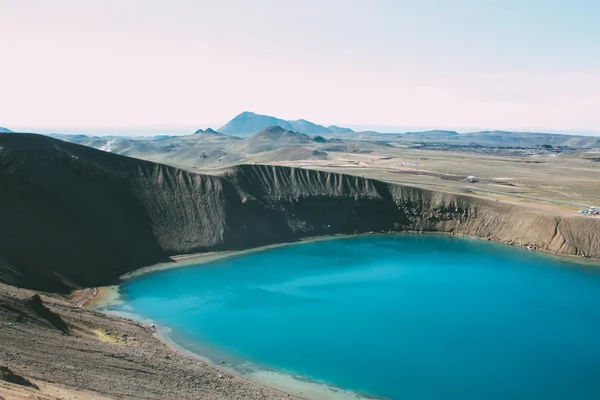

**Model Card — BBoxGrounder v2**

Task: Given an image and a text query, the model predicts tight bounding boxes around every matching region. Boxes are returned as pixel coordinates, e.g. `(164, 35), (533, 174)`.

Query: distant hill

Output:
(218, 112), (353, 136)
(243, 126), (313, 154)
(337, 129), (600, 148)
(48, 125), (329, 167)
(194, 128), (220, 135)
(45, 123), (600, 171)
(404, 130), (459, 136)
(456, 130), (599, 148)
(0, 127), (12, 133)
(328, 125), (354, 134)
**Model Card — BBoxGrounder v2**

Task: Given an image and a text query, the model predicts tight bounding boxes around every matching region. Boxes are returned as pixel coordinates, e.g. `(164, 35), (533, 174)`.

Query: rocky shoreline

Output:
(0, 282), (303, 400)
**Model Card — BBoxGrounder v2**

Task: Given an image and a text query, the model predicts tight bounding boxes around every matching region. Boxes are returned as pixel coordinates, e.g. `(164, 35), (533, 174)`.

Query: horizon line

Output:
(4, 123), (600, 136)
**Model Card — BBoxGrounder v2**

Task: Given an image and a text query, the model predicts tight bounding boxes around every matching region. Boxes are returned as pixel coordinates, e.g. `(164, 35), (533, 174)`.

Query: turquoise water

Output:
(117, 235), (600, 400)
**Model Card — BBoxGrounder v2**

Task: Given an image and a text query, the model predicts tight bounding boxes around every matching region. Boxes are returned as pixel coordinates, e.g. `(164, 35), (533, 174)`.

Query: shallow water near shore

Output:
(114, 235), (600, 400)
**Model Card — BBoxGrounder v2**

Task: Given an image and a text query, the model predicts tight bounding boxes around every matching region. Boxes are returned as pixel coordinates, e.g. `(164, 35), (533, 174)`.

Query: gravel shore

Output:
(0, 282), (297, 400)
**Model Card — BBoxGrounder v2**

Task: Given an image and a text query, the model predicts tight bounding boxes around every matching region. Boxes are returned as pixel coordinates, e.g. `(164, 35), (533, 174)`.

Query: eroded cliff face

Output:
(226, 165), (599, 259)
(0, 134), (598, 292)
(392, 189), (599, 258)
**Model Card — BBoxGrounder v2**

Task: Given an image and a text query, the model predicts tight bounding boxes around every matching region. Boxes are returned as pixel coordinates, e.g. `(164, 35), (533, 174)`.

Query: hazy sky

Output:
(1, 0), (599, 134)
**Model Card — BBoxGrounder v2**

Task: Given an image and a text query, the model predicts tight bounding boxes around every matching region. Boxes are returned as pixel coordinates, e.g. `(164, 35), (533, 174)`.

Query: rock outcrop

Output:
(0, 366), (38, 389)
(0, 133), (598, 293)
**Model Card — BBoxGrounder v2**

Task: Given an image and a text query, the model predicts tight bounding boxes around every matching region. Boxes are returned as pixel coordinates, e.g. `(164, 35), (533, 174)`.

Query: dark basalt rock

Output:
(0, 366), (39, 389)
(26, 295), (70, 334)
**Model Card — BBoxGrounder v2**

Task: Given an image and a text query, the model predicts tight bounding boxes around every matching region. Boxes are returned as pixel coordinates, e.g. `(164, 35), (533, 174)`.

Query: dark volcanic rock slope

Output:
(1, 133), (598, 292)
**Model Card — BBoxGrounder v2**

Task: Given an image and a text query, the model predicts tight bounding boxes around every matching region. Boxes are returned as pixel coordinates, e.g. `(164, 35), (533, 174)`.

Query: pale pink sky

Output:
(1, 0), (599, 134)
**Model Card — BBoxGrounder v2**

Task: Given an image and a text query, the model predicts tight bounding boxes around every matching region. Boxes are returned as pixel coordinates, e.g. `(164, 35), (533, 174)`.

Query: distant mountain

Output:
(219, 112), (353, 136)
(219, 112), (294, 135)
(288, 119), (331, 135)
(0, 127), (12, 133)
(327, 125), (354, 134)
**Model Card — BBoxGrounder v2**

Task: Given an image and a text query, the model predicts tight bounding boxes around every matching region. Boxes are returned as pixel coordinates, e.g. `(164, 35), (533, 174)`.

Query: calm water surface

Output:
(117, 235), (600, 400)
